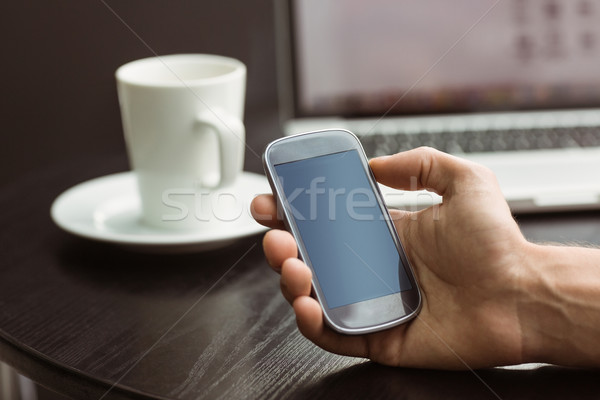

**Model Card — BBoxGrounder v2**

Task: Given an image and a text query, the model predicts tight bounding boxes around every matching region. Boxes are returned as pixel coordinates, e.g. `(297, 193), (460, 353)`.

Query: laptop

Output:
(274, 0), (600, 213)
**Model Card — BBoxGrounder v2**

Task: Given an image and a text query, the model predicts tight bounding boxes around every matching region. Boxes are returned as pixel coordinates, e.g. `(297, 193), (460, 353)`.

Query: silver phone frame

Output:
(263, 129), (422, 335)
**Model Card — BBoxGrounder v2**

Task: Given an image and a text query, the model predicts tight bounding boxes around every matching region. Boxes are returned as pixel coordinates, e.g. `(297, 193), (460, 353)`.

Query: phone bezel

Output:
(263, 129), (422, 335)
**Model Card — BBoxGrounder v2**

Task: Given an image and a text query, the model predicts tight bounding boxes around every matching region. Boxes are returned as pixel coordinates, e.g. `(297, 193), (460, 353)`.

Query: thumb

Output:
(369, 147), (477, 197)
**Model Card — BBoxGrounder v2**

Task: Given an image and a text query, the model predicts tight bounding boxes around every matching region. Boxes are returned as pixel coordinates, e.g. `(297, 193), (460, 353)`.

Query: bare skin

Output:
(251, 147), (600, 369)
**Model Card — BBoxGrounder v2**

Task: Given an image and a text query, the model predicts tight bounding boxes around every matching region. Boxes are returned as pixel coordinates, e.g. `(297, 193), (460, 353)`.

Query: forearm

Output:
(519, 243), (600, 367)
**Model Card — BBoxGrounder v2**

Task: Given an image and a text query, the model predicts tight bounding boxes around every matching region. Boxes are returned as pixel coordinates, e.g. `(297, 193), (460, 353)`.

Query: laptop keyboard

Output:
(358, 126), (600, 158)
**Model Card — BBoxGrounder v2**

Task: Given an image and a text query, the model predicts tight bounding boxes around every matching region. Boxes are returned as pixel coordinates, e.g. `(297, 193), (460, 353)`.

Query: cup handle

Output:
(195, 109), (244, 187)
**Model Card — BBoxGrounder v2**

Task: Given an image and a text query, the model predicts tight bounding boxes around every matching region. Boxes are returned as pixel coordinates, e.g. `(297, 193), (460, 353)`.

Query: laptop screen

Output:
(290, 0), (600, 118)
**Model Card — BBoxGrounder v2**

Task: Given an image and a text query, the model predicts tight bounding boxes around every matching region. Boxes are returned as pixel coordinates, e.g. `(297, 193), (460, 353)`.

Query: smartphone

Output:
(263, 129), (421, 335)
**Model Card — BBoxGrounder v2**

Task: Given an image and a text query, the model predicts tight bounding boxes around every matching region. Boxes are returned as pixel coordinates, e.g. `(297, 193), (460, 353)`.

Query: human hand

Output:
(251, 147), (533, 369)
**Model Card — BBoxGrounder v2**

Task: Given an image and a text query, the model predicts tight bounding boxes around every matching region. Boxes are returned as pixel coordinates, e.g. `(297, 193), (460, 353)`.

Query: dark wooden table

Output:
(2, 107), (600, 399)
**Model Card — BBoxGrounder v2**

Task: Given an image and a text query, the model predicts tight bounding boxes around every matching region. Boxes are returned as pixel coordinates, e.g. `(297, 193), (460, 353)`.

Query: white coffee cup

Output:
(116, 54), (246, 230)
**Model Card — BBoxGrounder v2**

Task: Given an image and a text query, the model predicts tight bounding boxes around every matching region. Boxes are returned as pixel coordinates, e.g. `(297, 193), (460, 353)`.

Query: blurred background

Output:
(0, 0), (279, 189)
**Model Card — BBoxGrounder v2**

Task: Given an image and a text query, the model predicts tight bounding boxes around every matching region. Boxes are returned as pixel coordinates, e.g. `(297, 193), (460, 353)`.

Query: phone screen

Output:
(274, 149), (413, 309)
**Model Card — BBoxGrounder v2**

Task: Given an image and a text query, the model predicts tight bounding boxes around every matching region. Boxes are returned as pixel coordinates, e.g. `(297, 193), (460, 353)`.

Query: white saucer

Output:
(51, 172), (271, 253)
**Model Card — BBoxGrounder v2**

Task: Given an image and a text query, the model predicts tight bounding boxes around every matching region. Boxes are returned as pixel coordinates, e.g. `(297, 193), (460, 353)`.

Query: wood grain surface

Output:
(2, 153), (600, 400)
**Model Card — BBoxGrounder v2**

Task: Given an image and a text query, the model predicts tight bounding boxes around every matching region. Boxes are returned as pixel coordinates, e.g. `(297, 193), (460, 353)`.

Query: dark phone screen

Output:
(274, 150), (412, 309)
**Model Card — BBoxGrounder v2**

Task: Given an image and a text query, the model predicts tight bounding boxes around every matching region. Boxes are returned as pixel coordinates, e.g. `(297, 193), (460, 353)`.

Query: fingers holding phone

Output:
(262, 129), (422, 335)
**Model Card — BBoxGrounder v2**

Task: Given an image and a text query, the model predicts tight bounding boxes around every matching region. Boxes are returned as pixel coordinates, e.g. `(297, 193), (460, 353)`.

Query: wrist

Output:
(517, 243), (600, 366)
(514, 242), (552, 364)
